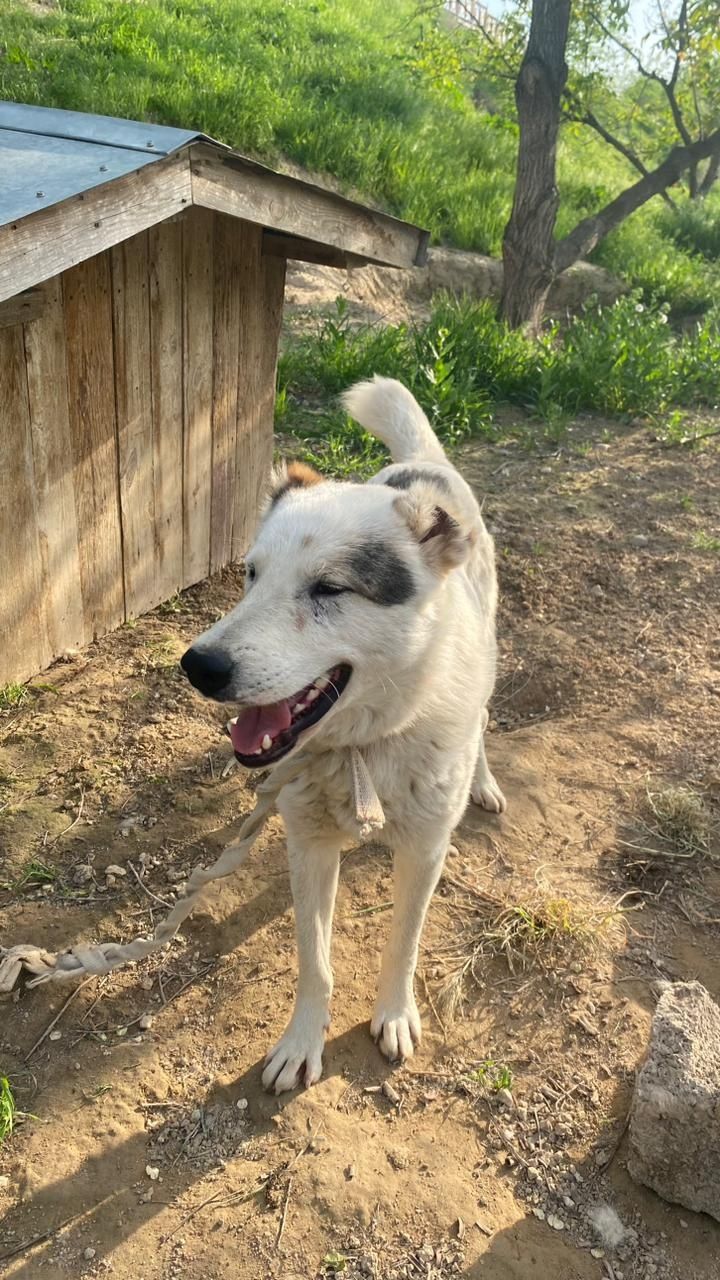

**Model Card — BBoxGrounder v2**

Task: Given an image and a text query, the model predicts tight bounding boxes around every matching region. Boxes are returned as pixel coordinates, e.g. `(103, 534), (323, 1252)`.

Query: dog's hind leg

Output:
(262, 827), (343, 1094)
(371, 833), (449, 1063)
(471, 707), (507, 813)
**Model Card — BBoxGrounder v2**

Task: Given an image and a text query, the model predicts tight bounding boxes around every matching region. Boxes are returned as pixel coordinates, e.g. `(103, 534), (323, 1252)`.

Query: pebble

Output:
(49, 1029), (62, 1042)
(591, 1248), (605, 1259)
(0, 1175), (9, 1190)
(138, 1013), (153, 1031)
(546, 1214), (565, 1231)
(235, 1098), (248, 1111)
(496, 1088), (513, 1108)
(526, 1166), (540, 1182)
(563, 1195), (575, 1209)
(145, 1165), (160, 1181)
(105, 864), (126, 877)
(83, 1247), (96, 1261)
(72, 864), (94, 886)
(382, 1081), (400, 1105)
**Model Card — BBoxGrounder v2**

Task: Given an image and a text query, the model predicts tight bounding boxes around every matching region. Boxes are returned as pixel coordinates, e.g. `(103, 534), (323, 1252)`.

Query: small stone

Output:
(72, 863), (94, 886)
(526, 1166), (540, 1182)
(145, 1165), (160, 1181)
(105, 864), (126, 877)
(563, 1195), (575, 1209)
(680, 1219), (688, 1228)
(456, 1217), (464, 1239)
(382, 1081), (400, 1105)
(83, 1247), (96, 1261)
(345, 1164), (356, 1180)
(591, 1248), (605, 1259)
(49, 1029), (62, 1042)
(546, 1214), (565, 1231)
(496, 1088), (514, 1108)
(591, 584), (605, 597)
(235, 1097), (248, 1111)
(138, 1013), (153, 1031)
(532, 1207), (545, 1220)
(0, 1175), (10, 1190)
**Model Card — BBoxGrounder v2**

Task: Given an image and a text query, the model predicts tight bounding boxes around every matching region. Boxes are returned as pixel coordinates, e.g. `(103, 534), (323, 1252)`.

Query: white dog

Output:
(181, 377), (505, 1093)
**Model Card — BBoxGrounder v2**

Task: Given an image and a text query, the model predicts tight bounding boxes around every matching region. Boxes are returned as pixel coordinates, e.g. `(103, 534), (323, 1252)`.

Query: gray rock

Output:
(628, 981), (720, 1220)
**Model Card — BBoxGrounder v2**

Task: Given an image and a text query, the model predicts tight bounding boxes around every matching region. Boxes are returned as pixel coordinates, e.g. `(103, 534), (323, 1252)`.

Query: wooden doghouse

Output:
(0, 102), (427, 685)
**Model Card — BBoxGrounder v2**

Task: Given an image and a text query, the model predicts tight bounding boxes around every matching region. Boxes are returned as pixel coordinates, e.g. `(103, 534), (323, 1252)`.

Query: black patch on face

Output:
(346, 539), (414, 606)
(383, 468), (450, 493)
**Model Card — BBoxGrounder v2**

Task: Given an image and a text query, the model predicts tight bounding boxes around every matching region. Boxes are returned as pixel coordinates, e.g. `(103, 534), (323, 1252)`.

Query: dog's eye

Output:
(246, 563), (256, 583)
(311, 581), (347, 599)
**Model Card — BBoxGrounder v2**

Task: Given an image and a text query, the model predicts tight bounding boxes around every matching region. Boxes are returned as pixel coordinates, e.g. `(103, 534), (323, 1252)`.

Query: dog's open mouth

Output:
(227, 664), (352, 767)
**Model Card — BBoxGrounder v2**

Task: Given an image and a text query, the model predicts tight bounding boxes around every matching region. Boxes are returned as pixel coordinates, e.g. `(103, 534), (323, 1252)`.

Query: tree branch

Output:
(555, 127), (720, 273)
(592, 6), (693, 150)
(563, 88), (677, 209)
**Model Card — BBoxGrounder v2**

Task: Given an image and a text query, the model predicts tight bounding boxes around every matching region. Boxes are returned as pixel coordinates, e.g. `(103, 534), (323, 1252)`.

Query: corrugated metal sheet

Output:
(0, 102), (213, 227)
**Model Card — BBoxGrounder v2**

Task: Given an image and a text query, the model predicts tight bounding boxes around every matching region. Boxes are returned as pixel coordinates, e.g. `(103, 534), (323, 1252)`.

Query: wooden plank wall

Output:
(0, 208), (284, 685)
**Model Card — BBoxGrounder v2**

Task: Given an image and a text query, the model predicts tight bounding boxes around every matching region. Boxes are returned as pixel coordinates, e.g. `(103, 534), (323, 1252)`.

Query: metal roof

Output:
(0, 102), (214, 227)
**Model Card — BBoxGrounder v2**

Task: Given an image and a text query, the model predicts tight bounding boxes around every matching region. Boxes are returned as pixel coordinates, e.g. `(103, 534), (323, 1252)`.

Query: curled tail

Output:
(342, 376), (447, 465)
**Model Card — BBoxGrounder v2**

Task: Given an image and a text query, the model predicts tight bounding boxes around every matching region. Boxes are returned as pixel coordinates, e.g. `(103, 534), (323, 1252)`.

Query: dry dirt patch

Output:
(0, 418), (719, 1280)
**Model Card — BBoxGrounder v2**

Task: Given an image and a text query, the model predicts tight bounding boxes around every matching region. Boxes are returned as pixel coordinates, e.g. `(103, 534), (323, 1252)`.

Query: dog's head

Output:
(181, 461), (474, 767)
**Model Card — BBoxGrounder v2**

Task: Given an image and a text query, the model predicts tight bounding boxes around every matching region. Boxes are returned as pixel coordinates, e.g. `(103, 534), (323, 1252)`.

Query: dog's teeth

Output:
(261, 734), (272, 751)
(294, 702), (306, 714)
(253, 748), (263, 755)
(306, 688), (319, 703)
(315, 676), (330, 690)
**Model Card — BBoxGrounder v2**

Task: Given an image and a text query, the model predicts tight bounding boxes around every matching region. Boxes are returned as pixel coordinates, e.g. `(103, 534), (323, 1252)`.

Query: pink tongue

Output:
(230, 700), (292, 755)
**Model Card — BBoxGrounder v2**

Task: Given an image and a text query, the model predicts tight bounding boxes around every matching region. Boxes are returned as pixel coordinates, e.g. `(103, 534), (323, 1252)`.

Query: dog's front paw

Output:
(471, 772), (507, 813)
(262, 1001), (330, 1094)
(371, 992), (421, 1064)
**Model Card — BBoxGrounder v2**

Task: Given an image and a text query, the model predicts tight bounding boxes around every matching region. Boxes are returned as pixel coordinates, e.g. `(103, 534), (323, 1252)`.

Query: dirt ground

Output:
(1, 411), (719, 1280)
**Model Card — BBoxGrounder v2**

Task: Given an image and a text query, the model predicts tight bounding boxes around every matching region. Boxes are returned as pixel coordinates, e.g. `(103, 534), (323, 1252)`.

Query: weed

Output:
(0, 683), (27, 710)
(679, 493), (695, 511)
(465, 1059), (513, 1092)
(158, 593), (183, 615)
(323, 1254), (348, 1275)
(692, 531), (720, 553)
(0, 1077), (16, 1142)
(16, 859), (57, 890)
(140, 638), (179, 672)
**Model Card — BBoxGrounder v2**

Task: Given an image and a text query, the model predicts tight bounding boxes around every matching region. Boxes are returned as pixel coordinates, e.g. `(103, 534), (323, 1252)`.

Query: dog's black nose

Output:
(180, 646), (233, 698)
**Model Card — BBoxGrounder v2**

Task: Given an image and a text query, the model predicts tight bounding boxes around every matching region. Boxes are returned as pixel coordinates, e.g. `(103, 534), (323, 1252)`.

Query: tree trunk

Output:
(499, 0), (571, 331)
(698, 150), (720, 198)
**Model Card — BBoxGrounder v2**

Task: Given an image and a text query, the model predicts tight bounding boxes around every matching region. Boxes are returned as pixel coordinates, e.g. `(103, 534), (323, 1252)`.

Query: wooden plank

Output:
(0, 151), (192, 305)
(0, 326), (51, 683)
(190, 144), (429, 271)
(210, 214), (243, 572)
(148, 218), (184, 600)
(23, 279), (87, 659)
(182, 205), (215, 584)
(0, 285), (47, 331)
(262, 230), (367, 270)
(63, 253), (125, 638)
(112, 230), (157, 616)
(232, 240), (286, 561)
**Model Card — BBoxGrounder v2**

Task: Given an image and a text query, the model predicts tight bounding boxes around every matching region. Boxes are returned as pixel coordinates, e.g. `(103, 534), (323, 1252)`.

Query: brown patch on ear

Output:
(394, 491), (474, 574)
(268, 460), (324, 509)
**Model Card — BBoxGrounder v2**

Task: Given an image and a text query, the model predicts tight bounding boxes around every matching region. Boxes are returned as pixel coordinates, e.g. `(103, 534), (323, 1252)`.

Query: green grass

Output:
(2, 0), (717, 314)
(0, 1077), (16, 1142)
(279, 293), (720, 474)
(692, 531), (720, 553)
(0, 683), (28, 711)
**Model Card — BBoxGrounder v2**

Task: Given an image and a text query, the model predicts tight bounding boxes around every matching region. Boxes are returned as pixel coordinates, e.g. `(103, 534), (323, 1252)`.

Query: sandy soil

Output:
(1, 416), (719, 1280)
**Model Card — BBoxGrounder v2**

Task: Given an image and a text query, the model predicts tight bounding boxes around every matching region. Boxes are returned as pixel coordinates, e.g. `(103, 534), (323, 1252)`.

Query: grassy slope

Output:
(2, 0), (718, 312)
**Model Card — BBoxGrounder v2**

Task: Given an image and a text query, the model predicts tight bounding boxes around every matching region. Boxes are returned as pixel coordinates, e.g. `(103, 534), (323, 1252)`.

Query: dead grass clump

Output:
(432, 875), (628, 1023)
(619, 781), (714, 874)
(645, 782), (711, 859)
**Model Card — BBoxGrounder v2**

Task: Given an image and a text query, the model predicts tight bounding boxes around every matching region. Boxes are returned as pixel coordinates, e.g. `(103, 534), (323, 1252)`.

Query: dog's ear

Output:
(266, 460), (324, 511)
(393, 488), (475, 574)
